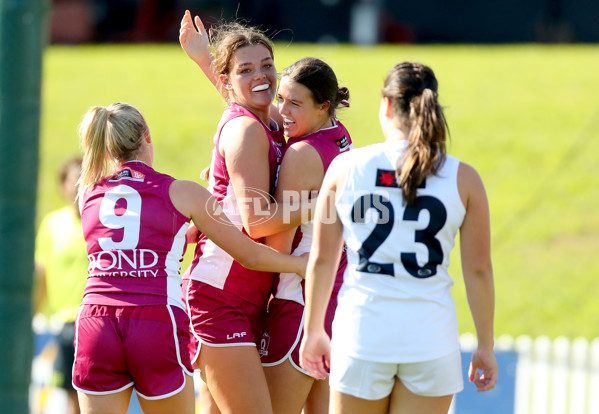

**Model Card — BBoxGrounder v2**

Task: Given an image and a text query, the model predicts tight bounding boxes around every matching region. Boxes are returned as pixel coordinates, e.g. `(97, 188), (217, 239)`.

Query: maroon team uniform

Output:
(260, 120), (352, 375)
(183, 103), (285, 364)
(73, 161), (193, 399)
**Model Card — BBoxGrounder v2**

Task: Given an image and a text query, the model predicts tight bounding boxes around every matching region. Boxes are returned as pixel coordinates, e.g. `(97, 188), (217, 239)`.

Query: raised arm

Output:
(179, 10), (218, 88)
(458, 162), (497, 392)
(170, 179), (307, 277)
(299, 155), (347, 379)
(179, 10), (281, 124)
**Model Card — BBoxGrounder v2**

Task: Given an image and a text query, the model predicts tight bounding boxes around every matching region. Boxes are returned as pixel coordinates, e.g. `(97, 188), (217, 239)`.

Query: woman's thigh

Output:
(329, 389), (389, 414)
(264, 359), (314, 414)
(137, 374), (195, 414)
(77, 388), (133, 414)
(388, 378), (453, 414)
(199, 344), (273, 414)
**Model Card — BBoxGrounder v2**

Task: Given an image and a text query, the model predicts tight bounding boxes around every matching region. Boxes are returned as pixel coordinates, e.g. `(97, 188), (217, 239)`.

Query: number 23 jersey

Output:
(333, 140), (466, 363)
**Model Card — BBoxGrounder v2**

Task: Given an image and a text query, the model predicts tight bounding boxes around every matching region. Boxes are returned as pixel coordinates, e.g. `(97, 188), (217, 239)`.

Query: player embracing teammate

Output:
(69, 10), (497, 414)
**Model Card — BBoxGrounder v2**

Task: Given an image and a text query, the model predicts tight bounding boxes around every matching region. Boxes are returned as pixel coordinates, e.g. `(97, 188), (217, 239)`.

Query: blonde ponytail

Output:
(78, 106), (112, 194)
(77, 103), (147, 194)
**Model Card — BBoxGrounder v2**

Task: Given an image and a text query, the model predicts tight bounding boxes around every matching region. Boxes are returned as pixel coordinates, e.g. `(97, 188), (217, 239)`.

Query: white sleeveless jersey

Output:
(332, 140), (466, 363)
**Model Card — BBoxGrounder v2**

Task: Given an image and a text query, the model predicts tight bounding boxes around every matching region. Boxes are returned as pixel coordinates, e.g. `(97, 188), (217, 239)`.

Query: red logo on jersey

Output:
(132, 170), (145, 180)
(376, 169), (398, 188)
(109, 168), (146, 182)
(335, 135), (351, 152)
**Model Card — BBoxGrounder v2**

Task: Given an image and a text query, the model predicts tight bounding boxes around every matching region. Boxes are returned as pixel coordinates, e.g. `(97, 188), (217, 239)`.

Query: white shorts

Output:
(329, 349), (464, 400)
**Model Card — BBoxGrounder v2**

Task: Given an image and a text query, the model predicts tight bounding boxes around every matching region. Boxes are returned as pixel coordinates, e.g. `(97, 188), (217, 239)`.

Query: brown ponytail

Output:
(281, 57), (349, 116)
(382, 62), (448, 205)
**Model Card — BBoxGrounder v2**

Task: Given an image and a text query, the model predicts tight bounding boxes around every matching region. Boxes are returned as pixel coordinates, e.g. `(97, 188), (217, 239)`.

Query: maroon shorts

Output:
(183, 279), (268, 365)
(260, 293), (338, 377)
(73, 304), (193, 399)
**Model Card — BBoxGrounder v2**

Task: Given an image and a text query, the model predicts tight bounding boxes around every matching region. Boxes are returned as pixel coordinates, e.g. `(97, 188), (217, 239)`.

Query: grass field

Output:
(38, 43), (599, 339)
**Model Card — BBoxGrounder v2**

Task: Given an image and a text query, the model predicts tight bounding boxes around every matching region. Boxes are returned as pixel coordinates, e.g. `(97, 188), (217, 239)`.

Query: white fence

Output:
(30, 317), (599, 414)
(451, 333), (599, 414)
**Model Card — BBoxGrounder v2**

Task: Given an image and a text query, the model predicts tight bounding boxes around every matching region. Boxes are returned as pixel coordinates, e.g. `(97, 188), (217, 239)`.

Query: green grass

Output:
(39, 43), (599, 339)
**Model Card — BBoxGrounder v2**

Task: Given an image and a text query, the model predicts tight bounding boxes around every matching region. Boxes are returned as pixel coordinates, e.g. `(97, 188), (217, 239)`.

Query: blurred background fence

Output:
(50, 0), (599, 45)
(31, 323), (599, 414)
(452, 334), (599, 414)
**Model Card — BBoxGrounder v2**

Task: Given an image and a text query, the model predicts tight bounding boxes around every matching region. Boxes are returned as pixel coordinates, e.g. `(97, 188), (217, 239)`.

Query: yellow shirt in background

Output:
(35, 206), (88, 323)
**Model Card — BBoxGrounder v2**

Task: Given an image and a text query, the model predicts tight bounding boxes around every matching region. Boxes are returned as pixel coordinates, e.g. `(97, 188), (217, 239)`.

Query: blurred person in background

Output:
(34, 156), (86, 414)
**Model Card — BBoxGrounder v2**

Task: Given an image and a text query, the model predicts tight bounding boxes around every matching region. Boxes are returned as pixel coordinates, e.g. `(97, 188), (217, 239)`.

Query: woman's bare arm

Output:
(458, 162), (497, 392)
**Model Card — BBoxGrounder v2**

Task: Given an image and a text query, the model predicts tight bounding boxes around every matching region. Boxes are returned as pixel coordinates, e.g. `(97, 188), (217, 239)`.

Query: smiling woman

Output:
(178, 10), (316, 414)
(261, 57), (353, 414)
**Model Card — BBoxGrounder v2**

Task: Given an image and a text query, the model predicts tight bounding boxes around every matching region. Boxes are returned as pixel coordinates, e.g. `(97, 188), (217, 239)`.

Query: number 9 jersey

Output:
(333, 140), (466, 363)
(79, 161), (191, 311)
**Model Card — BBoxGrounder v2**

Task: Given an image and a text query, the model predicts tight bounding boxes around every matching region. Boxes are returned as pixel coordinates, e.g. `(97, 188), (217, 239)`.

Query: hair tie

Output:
(339, 99), (350, 108)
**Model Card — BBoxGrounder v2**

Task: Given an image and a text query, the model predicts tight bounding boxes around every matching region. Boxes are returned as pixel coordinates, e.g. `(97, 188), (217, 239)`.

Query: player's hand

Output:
(186, 222), (201, 244)
(179, 10), (211, 65)
(299, 330), (331, 380)
(468, 346), (498, 392)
